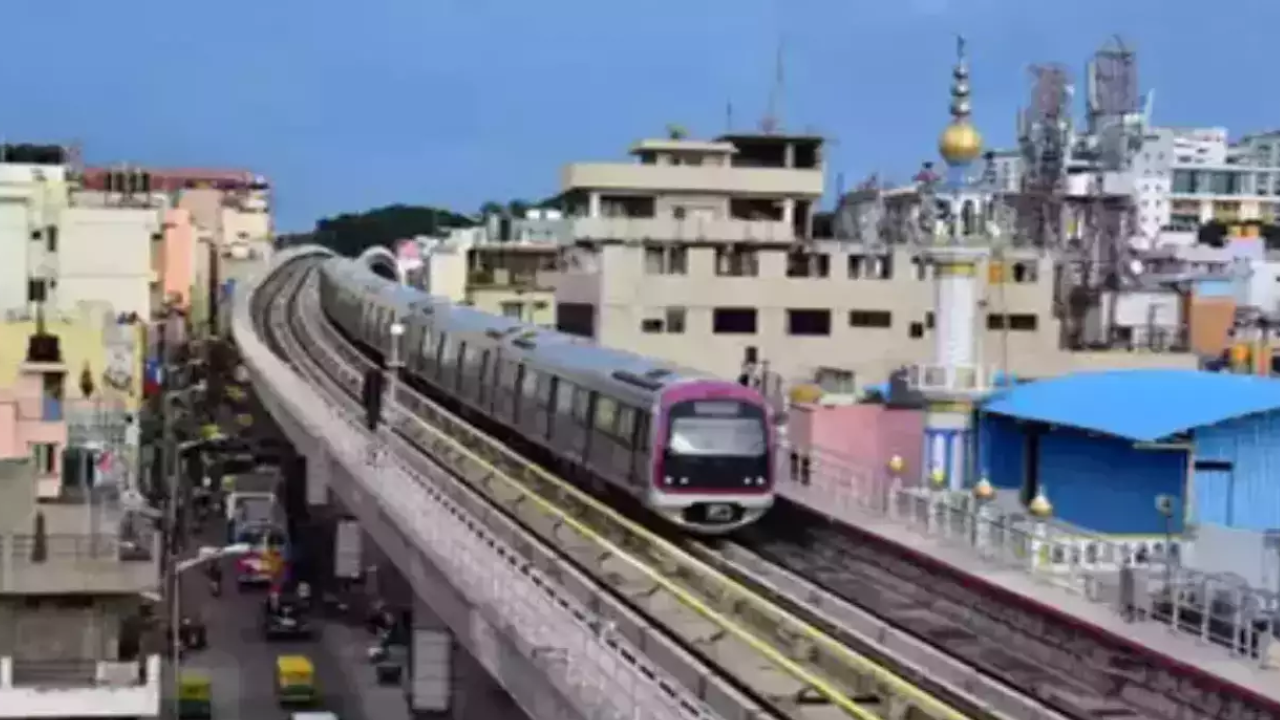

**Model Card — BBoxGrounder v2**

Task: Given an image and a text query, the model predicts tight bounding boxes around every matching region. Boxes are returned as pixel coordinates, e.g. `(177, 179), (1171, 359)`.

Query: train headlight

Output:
(664, 476), (674, 486)
(679, 477), (689, 485)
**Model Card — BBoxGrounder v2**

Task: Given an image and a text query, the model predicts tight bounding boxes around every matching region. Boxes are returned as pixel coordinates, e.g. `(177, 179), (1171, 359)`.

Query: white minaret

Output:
(911, 36), (993, 492)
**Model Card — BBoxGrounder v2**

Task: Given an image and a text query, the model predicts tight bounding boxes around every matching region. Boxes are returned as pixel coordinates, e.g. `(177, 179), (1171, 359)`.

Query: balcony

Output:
(905, 363), (996, 401)
(0, 532), (158, 595)
(569, 216), (796, 243)
(0, 656), (161, 718)
(466, 268), (548, 290)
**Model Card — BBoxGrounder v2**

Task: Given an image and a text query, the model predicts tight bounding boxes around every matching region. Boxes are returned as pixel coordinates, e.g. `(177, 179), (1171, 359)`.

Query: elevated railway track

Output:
(238, 248), (1279, 720)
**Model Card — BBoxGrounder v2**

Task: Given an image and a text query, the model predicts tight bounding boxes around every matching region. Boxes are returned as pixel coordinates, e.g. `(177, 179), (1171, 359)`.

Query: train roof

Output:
(327, 257), (716, 388)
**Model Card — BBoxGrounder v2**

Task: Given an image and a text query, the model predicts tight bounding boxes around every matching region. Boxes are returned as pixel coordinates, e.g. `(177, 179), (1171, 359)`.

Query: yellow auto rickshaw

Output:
(275, 654), (316, 706)
(177, 670), (213, 718)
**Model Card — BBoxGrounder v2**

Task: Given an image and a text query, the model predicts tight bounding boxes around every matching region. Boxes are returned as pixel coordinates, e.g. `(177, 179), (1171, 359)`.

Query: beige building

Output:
(0, 456), (160, 717)
(528, 132), (1199, 387)
(420, 229), (560, 327)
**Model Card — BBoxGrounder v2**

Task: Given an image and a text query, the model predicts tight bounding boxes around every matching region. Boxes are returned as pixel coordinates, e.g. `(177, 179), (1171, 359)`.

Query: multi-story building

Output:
(0, 327), (160, 719)
(421, 225), (560, 327)
(83, 167), (273, 330)
(528, 133), (1198, 387)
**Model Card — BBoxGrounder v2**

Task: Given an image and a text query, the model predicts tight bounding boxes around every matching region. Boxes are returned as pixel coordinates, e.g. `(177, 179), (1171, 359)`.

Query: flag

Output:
(143, 359), (162, 397)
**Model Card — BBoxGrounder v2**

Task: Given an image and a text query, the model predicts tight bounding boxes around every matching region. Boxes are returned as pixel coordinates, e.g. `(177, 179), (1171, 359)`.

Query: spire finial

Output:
(950, 34), (972, 123)
(938, 34), (983, 167)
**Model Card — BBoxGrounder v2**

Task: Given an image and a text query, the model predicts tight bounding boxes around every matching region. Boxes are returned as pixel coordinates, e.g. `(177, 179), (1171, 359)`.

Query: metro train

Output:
(316, 257), (775, 535)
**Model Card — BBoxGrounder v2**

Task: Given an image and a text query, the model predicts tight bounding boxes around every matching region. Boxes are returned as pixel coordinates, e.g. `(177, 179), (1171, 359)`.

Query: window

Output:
(908, 322), (924, 339)
(594, 397), (617, 433)
(925, 312), (935, 329)
(27, 279), (46, 303)
(848, 310), (892, 328)
(500, 302), (523, 319)
(988, 313), (1039, 331)
(46, 226), (57, 253)
(912, 256), (931, 280)
(712, 307), (757, 334)
(1011, 261), (1037, 283)
(31, 443), (56, 475)
(641, 307), (686, 334)
(665, 307), (686, 334)
(644, 245), (688, 275)
(714, 247), (758, 277)
(786, 252), (829, 278)
(787, 309), (831, 336)
(555, 302), (595, 338)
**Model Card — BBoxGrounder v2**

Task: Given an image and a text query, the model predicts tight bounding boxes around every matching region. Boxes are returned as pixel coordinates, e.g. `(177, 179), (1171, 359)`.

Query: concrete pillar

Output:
(403, 596), (453, 719)
(781, 198), (795, 227)
(307, 446), (331, 507)
(587, 192), (601, 218)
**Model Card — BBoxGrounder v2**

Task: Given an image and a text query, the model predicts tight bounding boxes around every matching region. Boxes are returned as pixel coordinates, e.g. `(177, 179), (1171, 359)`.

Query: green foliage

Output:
(304, 204), (476, 257)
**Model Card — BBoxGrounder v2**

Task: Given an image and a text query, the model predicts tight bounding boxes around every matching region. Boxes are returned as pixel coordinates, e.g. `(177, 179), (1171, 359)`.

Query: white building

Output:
(0, 162), (161, 321)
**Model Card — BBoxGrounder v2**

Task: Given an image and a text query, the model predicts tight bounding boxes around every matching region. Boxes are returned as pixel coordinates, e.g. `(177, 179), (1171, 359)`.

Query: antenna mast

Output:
(760, 37), (785, 134)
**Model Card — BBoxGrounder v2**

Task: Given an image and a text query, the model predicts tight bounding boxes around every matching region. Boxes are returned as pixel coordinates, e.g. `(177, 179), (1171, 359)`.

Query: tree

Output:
(506, 199), (531, 219)
(308, 204), (476, 257)
(478, 201), (504, 218)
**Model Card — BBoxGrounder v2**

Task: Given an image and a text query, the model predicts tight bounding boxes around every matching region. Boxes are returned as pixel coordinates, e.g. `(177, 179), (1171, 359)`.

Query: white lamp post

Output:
(169, 542), (252, 717)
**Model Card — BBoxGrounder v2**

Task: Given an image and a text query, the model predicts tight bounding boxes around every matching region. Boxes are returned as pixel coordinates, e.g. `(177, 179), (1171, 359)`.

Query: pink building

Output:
(0, 354), (69, 499)
(156, 208), (196, 310)
(787, 403), (925, 484)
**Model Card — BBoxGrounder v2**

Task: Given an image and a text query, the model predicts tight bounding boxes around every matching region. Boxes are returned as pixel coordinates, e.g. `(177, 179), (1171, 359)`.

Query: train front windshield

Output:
(663, 400), (770, 491)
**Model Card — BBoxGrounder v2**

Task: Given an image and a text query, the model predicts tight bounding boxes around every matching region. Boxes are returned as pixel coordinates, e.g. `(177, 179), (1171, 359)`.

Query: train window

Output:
(555, 381), (574, 414)
(594, 397), (618, 433)
(572, 388), (590, 423)
(521, 367), (538, 398)
(617, 406), (636, 442)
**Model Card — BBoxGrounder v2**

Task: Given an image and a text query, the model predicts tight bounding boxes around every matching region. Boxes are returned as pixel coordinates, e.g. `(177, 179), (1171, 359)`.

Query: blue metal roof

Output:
(981, 369), (1280, 441)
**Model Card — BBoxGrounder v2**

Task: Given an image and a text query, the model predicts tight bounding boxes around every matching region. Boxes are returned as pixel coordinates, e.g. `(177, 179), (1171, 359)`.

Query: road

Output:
(163, 522), (408, 720)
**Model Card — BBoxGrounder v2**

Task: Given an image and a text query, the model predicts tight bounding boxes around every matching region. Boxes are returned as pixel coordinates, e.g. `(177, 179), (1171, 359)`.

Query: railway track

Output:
(255, 256), (1059, 720)
(254, 257), (717, 720)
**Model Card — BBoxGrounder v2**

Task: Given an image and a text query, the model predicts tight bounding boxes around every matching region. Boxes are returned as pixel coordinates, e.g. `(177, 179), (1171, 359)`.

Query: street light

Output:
(168, 542), (252, 718)
(385, 322), (405, 452)
(1155, 494), (1177, 590)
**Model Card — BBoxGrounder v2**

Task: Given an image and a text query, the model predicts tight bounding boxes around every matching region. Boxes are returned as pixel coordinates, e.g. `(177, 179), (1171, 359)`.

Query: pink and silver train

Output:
(317, 257), (775, 535)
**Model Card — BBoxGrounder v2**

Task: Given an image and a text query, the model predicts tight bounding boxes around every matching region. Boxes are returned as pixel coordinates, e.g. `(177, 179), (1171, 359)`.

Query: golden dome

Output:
(939, 121), (983, 166)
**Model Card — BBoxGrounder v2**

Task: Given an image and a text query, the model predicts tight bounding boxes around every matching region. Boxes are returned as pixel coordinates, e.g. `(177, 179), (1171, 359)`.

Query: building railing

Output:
(4, 655), (159, 689)
(779, 443), (1280, 668)
(904, 363), (998, 397)
(6, 533), (154, 564)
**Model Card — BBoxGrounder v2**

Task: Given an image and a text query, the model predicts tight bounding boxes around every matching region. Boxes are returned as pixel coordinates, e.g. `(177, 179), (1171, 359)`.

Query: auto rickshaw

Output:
(177, 670), (213, 718)
(275, 654), (316, 706)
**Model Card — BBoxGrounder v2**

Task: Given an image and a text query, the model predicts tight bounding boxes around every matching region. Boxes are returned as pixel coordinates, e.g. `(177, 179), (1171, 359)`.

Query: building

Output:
(0, 325), (160, 719)
(419, 224), (561, 327)
(535, 132), (1198, 386)
(978, 369), (1280, 535)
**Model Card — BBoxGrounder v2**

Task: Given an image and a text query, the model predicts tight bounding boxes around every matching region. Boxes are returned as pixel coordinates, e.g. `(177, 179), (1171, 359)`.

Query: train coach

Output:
(316, 257), (776, 535)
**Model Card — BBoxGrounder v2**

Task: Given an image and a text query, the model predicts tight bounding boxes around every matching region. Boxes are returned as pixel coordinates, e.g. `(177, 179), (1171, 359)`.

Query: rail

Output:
(788, 445), (1280, 668)
(244, 251), (711, 720)
(781, 447), (1280, 719)
(292, 262), (969, 720)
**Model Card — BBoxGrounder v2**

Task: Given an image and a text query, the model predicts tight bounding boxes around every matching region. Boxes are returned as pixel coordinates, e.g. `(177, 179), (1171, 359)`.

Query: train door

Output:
(631, 411), (652, 488)
(473, 348), (486, 409)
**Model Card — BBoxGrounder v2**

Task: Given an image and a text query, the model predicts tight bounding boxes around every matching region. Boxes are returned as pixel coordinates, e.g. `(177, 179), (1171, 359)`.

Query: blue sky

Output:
(2, 0), (1279, 231)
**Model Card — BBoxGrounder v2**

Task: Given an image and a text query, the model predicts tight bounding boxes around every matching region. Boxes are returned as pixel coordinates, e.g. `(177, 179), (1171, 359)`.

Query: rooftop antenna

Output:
(760, 36), (785, 134)
(725, 101), (735, 132)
